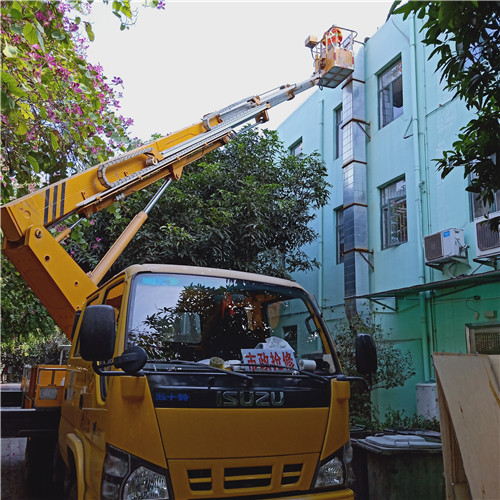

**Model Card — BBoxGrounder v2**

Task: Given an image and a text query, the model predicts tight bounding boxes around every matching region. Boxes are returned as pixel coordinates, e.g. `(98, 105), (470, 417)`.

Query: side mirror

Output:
(79, 305), (116, 362)
(355, 333), (378, 375)
(114, 346), (148, 375)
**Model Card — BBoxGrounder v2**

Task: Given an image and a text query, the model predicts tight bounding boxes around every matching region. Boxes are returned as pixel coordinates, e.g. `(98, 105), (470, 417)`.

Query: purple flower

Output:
(111, 76), (124, 86)
(157, 0), (166, 9)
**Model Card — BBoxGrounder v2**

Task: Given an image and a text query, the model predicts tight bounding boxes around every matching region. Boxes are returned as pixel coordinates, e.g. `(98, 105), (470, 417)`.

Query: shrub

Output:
(1, 333), (69, 382)
(331, 314), (416, 426)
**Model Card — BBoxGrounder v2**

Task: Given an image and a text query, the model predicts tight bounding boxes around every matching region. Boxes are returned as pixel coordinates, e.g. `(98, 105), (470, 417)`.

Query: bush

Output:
(331, 315), (416, 426)
(1, 332), (70, 382)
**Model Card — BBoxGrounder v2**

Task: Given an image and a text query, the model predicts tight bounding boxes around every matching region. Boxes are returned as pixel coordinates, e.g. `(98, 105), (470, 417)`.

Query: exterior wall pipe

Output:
(419, 291), (431, 381)
(410, 14), (432, 378)
(318, 98), (325, 308)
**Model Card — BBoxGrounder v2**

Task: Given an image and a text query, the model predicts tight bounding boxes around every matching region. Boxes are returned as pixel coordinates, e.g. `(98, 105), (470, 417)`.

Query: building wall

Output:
(276, 12), (500, 417)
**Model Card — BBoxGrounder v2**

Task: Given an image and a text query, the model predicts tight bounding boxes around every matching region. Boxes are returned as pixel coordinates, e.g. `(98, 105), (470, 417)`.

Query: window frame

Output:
(289, 138), (303, 156)
(378, 58), (403, 128)
(335, 207), (344, 264)
(380, 177), (407, 249)
(334, 106), (343, 160)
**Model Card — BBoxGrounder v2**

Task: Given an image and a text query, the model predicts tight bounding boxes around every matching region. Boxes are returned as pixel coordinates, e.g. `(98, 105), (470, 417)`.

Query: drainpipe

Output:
(409, 14), (432, 379)
(318, 99), (325, 309)
(419, 291), (431, 381)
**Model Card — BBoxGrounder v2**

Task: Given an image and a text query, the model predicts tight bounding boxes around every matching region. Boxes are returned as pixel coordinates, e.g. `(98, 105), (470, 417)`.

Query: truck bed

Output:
(1, 386), (60, 438)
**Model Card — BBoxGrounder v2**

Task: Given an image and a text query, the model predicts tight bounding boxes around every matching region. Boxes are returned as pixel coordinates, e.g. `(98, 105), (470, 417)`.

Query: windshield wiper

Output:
(145, 359), (254, 383)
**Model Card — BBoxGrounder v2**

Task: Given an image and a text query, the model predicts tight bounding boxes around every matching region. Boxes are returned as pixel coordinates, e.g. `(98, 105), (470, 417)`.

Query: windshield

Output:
(126, 273), (336, 373)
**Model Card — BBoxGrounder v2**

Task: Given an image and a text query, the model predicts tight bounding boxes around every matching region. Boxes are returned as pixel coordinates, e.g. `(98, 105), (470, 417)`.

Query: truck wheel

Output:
(24, 435), (58, 495)
(64, 454), (78, 500)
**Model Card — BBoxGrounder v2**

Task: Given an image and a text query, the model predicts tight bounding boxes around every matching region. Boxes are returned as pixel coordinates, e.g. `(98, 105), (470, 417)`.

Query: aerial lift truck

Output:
(1, 26), (376, 500)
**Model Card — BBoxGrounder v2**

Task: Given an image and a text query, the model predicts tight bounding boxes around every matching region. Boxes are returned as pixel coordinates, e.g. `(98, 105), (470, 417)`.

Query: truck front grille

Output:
(187, 462), (303, 494)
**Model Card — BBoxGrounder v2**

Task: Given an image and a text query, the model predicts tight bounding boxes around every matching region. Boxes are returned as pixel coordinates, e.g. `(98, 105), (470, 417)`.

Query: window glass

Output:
(126, 273), (334, 373)
(335, 107), (343, 159)
(72, 295), (100, 357)
(101, 281), (125, 399)
(336, 208), (344, 264)
(379, 59), (403, 128)
(103, 281), (125, 324)
(290, 139), (303, 156)
(381, 178), (407, 249)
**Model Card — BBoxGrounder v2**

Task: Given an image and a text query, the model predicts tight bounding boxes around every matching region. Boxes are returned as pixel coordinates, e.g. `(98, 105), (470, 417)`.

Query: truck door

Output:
(61, 279), (126, 498)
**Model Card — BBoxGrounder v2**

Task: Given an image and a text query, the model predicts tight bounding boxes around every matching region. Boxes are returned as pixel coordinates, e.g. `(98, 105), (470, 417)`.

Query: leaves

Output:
(393, 1), (500, 218)
(84, 21), (94, 41)
(67, 128), (330, 281)
(1, 1), (135, 202)
(22, 21), (38, 44)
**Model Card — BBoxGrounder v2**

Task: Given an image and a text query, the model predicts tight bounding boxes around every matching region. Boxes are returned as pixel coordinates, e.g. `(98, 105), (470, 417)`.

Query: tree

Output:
(0, 0), (162, 359)
(68, 127), (330, 280)
(0, 1), (137, 203)
(392, 1), (500, 224)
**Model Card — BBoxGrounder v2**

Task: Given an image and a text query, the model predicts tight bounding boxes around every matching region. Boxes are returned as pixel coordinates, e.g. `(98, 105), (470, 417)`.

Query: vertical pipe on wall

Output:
(419, 292), (431, 381)
(410, 14), (432, 379)
(409, 15), (425, 285)
(318, 98), (325, 308)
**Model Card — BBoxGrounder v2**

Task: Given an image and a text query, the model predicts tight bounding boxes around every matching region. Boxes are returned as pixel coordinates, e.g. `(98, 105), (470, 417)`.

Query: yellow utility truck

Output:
(1, 26), (376, 500)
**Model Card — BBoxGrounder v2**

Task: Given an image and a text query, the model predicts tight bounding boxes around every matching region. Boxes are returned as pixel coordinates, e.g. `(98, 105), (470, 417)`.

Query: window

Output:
(335, 207), (344, 263)
(290, 139), (303, 156)
(379, 59), (403, 128)
(380, 177), (407, 249)
(72, 295), (100, 357)
(335, 107), (343, 159)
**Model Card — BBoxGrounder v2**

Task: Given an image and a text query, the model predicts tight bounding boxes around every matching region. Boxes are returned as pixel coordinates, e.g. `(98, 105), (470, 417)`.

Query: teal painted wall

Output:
(276, 12), (499, 418)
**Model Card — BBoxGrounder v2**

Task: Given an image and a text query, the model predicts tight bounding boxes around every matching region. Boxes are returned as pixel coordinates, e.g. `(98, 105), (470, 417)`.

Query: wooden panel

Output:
(433, 353), (500, 500)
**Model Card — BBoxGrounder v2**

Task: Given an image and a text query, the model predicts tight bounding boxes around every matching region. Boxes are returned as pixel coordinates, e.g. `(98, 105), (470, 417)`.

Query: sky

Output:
(86, 1), (393, 141)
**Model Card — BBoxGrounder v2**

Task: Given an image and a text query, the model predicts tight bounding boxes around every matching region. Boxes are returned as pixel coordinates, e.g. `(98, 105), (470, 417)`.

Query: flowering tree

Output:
(0, 0), (162, 363)
(0, 1), (138, 202)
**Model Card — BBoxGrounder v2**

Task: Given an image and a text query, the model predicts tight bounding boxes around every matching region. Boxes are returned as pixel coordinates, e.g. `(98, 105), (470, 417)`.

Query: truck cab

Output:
(60, 264), (356, 499)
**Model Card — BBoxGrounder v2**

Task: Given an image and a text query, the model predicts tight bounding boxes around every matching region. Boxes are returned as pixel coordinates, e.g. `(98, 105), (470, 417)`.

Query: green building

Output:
(277, 12), (500, 418)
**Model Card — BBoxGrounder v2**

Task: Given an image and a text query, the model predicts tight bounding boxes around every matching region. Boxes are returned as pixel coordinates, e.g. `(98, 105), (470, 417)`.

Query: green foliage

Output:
(1, 255), (58, 344)
(0, 1), (135, 203)
(67, 127), (331, 280)
(330, 314), (416, 424)
(393, 1), (500, 225)
(377, 408), (440, 433)
(1, 1), (165, 377)
(1, 332), (69, 382)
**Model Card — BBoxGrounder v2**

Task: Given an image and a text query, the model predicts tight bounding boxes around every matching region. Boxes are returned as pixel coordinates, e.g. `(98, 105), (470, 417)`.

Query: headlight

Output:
(314, 456), (344, 488)
(101, 445), (170, 500)
(123, 466), (168, 500)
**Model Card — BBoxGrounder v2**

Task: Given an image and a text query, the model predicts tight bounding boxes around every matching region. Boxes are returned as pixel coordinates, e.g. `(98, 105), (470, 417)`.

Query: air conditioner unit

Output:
(424, 229), (466, 264)
(475, 212), (500, 258)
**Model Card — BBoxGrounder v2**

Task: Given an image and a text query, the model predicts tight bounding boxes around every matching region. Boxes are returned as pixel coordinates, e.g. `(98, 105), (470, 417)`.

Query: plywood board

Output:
(435, 374), (469, 500)
(433, 353), (500, 500)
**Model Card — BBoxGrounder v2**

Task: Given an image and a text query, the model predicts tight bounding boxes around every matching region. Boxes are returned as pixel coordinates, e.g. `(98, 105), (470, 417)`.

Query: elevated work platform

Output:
(305, 25), (355, 89)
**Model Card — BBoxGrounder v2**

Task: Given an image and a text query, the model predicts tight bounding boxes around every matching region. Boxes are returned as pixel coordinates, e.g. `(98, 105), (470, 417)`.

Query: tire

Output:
(63, 453), (78, 500)
(24, 435), (58, 495)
